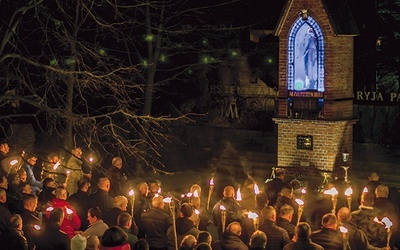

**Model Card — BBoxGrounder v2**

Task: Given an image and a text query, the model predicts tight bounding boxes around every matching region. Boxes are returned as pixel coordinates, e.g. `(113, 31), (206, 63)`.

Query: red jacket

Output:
(45, 198), (81, 238)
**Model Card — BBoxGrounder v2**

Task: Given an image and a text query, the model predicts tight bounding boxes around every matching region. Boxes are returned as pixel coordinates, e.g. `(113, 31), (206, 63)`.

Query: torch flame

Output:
(210, 178), (214, 186)
(195, 209), (200, 215)
(89, 157), (94, 163)
(10, 160), (18, 165)
(295, 198), (304, 206)
(53, 161), (60, 170)
(129, 190), (134, 196)
(345, 187), (353, 196)
(324, 187), (339, 196)
(373, 217), (382, 224)
(301, 188), (307, 194)
(363, 187), (368, 193)
(34, 225), (41, 230)
(66, 208), (73, 215)
(66, 170), (70, 175)
(187, 192), (193, 198)
(219, 205), (226, 211)
(382, 217), (393, 229)
(157, 188), (162, 194)
(163, 197), (172, 203)
(236, 188), (242, 201)
(248, 211), (259, 219)
(339, 226), (348, 233)
(193, 190), (199, 197)
(254, 183), (260, 195)
(46, 206), (54, 212)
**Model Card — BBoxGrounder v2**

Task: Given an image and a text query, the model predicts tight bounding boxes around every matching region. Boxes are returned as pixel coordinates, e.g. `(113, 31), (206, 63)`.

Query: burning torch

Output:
(344, 187), (353, 211)
(207, 177), (214, 211)
(220, 205), (227, 233)
(248, 211), (259, 231)
(295, 198), (304, 225)
(324, 187), (338, 213)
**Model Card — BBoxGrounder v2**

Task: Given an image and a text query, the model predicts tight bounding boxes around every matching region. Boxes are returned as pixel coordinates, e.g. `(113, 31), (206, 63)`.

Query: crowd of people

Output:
(0, 141), (399, 250)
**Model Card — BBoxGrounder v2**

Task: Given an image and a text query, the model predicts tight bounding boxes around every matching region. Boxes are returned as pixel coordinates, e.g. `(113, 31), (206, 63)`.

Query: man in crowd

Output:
(88, 177), (114, 214)
(275, 184), (299, 226)
(277, 204), (295, 240)
(310, 213), (345, 250)
(337, 207), (376, 250)
(140, 195), (172, 250)
(264, 168), (285, 206)
(68, 178), (91, 230)
(212, 222), (248, 250)
(117, 212), (139, 248)
(46, 186), (81, 238)
(103, 195), (128, 227)
(212, 185), (244, 237)
(78, 206), (109, 238)
(19, 194), (41, 250)
(22, 153), (42, 195)
(283, 222), (324, 250)
(0, 214), (29, 249)
(0, 187), (11, 232)
(0, 142), (11, 176)
(351, 193), (387, 248)
(66, 147), (91, 196)
(259, 205), (290, 250)
(105, 156), (128, 197)
(135, 181), (152, 236)
(167, 203), (200, 250)
(37, 207), (70, 250)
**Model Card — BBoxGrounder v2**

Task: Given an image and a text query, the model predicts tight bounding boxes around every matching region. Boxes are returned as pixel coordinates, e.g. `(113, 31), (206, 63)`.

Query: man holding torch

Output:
(212, 186), (244, 238)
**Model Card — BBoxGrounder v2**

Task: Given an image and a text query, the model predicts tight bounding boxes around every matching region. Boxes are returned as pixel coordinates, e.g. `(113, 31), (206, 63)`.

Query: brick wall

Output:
(274, 118), (356, 173)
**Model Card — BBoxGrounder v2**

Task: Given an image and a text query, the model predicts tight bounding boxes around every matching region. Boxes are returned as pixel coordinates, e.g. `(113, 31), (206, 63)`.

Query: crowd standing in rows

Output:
(0, 141), (399, 250)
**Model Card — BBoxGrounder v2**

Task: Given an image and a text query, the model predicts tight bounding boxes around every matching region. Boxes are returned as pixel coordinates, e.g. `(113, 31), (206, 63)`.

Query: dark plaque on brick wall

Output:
(297, 135), (313, 150)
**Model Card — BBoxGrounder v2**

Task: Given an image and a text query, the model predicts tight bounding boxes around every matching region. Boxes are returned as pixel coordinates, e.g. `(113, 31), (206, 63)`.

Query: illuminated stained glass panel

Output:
(288, 16), (324, 92)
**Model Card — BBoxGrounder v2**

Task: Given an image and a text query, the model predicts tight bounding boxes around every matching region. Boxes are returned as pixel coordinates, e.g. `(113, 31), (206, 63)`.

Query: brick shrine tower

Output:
(273, 0), (359, 175)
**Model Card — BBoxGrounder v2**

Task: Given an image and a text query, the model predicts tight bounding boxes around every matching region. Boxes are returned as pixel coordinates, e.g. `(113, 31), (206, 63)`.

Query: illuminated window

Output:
(287, 16), (324, 92)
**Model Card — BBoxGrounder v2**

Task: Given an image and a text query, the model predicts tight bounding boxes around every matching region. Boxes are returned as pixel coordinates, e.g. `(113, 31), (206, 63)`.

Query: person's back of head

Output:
(256, 192), (269, 208)
(71, 234), (87, 250)
(22, 193), (38, 211)
(101, 226), (128, 247)
(117, 212), (132, 229)
(223, 186), (235, 198)
(375, 184), (389, 198)
(295, 222), (312, 239)
(194, 243), (212, 250)
(321, 213), (337, 229)
(280, 184), (293, 198)
(197, 231), (212, 245)
(8, 214), (23, 230)
(114, 195), (128, 209)
(151, 196), (164, 209)
(261, 206), (276, 221)
(132, 239), (149, 250)
(77, 178), (90, 191)
(179, 235), (197, 250)
(49, 207), (64, 225)
(54, 186), (68, 200)
(87, 235), (100, 250)
(180, 203), (193, 218)
(275, 168), (285, 179)
(42, 177), (56, 188)
(337, 207), (351, 222)
(249, 230), (267, 249)
(226, 222), (242, 236)
(368, 171), (379, 181)
(280, 204), (294, 218)
(361, 193), (375, 206)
